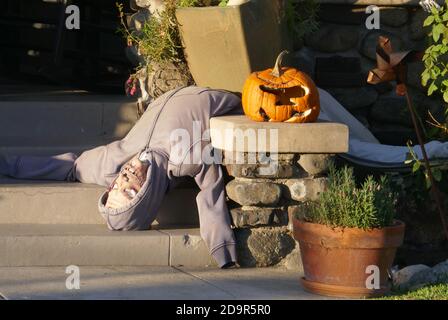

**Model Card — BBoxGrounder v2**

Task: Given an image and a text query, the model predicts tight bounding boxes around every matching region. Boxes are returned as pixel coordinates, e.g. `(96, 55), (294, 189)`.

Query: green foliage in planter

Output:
(117, 0), (189, 69)
(421, 1), (448, 107)
(179, 0), (201, 6)
(284, 0), (320, 42)
(179, 0), (222, 7)
(299, 165), (397, 230)
(117, 0), (230, 73)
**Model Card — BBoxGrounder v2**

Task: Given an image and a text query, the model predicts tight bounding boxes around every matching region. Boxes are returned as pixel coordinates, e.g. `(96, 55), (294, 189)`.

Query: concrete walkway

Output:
(0, 266), (334, 300)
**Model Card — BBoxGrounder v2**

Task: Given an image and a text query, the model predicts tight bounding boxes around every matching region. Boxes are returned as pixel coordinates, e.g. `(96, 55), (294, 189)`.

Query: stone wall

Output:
(227, 153), (333, 269)
(293, 1), (446, 146)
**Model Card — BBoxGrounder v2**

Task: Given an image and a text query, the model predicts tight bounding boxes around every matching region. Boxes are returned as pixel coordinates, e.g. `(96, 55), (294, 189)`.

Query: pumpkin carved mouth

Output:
(259, 106), (313, 122)
(258, 85), (312, 122)
(285, 109), (313, 123)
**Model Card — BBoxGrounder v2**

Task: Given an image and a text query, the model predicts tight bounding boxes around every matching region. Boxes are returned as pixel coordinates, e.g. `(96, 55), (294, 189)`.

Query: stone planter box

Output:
(175, 0), (291, 92)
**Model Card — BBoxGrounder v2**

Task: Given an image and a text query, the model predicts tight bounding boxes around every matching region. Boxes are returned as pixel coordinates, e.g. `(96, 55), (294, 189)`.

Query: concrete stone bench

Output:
(209, 115), (349, 267)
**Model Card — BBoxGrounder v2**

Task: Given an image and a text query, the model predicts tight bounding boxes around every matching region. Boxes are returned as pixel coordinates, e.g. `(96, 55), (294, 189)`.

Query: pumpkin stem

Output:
(271, 50), (289, 78)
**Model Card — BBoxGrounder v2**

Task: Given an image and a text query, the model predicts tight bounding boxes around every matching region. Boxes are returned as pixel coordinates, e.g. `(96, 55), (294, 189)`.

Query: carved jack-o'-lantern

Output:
(242, 51), (320, 123)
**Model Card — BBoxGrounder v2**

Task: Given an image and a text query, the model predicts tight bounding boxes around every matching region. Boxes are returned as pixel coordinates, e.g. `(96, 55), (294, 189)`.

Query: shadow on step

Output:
(0, 174), (200, 228)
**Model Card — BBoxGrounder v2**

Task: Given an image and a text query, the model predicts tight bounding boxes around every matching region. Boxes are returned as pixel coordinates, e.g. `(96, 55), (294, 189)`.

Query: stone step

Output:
(0, 177), (200, 226)
(0, 93), (138, 152)
(0, 224), (214, 267)
(0, 144), (106, 156)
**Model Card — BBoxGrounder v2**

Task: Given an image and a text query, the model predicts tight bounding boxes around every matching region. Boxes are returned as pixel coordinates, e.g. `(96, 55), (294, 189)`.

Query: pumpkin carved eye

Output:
(259, 85), (306, 106)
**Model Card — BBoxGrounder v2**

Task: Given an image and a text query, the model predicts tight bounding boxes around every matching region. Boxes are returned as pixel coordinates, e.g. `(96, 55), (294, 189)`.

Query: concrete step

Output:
(0, 177), (200, 226)
(0, 88), (214, 268)
(0, 92), (138, 155)
(0, 144), (107, 156)
(0, 224), (214, 267)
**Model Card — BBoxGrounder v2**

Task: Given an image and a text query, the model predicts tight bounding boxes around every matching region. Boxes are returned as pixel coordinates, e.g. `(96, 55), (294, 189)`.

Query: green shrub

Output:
(298, 165), (397, 229)
(421, 1), (448, 104)
(284, 0), (320, 43)
(420, 1), (448, 140)
(117, 0), (189, 68)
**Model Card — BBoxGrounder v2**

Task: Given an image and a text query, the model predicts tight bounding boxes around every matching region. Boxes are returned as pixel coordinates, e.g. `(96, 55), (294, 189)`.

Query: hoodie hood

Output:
(98, 149), (169, 230)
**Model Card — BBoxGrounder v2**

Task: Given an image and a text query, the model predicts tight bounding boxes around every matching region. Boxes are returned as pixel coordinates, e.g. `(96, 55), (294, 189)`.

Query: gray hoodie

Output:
(0, 86), (243, 267)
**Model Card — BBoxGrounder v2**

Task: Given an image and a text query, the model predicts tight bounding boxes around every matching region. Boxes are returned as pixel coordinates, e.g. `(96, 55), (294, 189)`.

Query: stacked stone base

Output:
(210, 115), (348, 268)
(224, 153), (333, 269)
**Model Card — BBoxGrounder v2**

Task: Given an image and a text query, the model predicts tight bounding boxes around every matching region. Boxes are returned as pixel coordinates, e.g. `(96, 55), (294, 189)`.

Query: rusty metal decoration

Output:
(367, 36), (448, 241)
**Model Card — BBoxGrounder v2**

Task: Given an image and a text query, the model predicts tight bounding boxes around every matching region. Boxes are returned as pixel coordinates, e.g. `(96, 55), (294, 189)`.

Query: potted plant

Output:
(292, 165), (405, 298)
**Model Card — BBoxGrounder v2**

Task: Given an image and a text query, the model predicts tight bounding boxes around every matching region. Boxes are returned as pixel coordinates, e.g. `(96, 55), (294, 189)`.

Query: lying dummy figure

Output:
(1, 86), (447, 269)
(0, 86), (242, 268)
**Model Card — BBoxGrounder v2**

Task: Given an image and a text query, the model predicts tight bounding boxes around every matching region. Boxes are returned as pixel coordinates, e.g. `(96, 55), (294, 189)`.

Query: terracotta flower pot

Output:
(293, 219), (405, 298)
